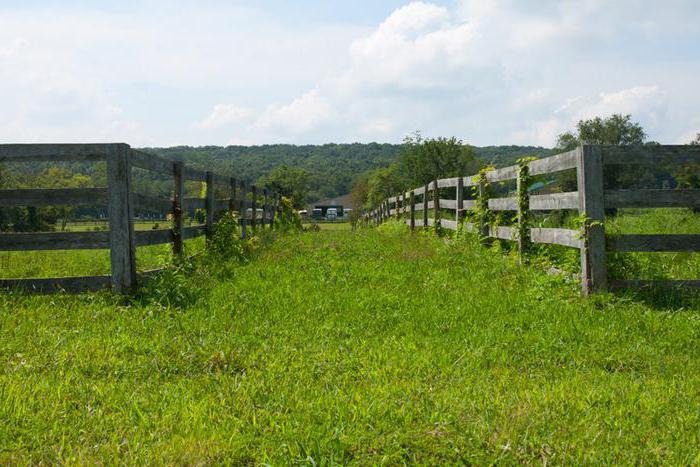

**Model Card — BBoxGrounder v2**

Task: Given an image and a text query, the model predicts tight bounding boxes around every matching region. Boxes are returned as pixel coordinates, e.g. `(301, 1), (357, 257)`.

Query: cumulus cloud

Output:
(2, 0), (700, 146)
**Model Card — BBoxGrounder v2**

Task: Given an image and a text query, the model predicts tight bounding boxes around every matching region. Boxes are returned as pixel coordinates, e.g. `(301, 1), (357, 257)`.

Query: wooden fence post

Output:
(423, 183), (429, 229)
(478, 178), (489, 239)
(577, 145), (608, 294)
(173, 161), (184, 258)
(229, 177), (237, 215)
(456, 177), (464, 226)
(516, 165), (530, 259)
(270, 193), (278, 230)
(409, 190), (415, 230)
(239, 180), (248, 239)
(107, 143), (136, 294)
(401, 192), (406, 217)
(263, 188), (269, 229)
(433, 179), (440, 232)
(395, 194), (400, 221)
(250, 185), (257, 231)
(205, 171), (214, 241)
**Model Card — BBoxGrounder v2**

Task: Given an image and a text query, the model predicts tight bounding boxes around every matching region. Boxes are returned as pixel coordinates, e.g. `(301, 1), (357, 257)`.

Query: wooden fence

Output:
(0, 143), (279, 294)
(367, 145), (700, 295)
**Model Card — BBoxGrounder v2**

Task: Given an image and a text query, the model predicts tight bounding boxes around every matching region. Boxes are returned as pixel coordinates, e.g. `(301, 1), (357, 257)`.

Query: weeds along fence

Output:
(0, 143), (280, 294)
(366, 145), (700, 295)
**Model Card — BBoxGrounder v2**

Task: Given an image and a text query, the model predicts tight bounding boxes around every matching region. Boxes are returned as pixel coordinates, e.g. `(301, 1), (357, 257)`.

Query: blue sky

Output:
(1, 0), (699, 147)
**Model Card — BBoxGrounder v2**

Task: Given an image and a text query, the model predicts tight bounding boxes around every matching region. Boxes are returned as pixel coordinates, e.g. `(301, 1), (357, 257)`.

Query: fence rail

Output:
(0, 143), (280, 294)
(367, 144), (700, 295)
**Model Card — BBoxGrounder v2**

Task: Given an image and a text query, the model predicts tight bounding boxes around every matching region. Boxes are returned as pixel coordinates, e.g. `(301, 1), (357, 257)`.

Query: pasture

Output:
(1, 223), (698, 464)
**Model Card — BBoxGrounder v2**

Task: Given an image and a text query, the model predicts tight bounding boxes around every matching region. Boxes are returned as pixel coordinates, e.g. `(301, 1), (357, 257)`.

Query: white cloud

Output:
(196, 105), (254, 130)
(1, 0), (699, 146)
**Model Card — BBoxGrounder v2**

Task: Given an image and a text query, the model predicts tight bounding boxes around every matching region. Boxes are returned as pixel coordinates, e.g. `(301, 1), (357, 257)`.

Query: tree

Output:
(675, 133), (700, 191)
(258, 165), (310, 209)
(555, 114), (662, 193)
(556, 114), (646, 150)
(399, 132), (480, 187)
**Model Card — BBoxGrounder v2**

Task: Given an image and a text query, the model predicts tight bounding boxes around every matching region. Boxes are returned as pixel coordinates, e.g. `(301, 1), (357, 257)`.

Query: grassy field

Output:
(0, 222), (699, 463)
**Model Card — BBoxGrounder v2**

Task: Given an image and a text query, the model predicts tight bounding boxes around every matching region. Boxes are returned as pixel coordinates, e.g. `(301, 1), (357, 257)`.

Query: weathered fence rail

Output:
(0, 143), (279, 294)
(367, 144), (700, 295)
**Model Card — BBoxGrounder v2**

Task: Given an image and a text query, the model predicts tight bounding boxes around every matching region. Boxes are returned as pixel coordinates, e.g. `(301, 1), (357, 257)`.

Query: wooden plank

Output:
(439, 199), (457, 209)
(183, 167), (207, 181)
(463, 176), (479, 187)
(133, 194), (172, 213)
(250, 185), (257, 231)
(529, 192), (579, 210)
(0, 143), (111, 162)
(129, 149), (174, 175)
(184, 198), (205, 210)
(0, 188), (107, 207)
(0, 231), (110, 251)
(530, 228), (582, 249)
(441, 219), (458, 231)
(602, 145), (700, 166)
(0, 275), (111, 293)
(607, 234), (700, 252)
(413, 186), (425, 196)
(387, 196), (397, 204)
(409, 191), (415, 231)
(610, 280), (700, 290)
(489, 225), (516, 240)
(107, 143), (136, 294)
(135, 229), (174, 246)
(605, 189), (700, 208)
(463, 200), (476, 210)
(239, 180), (248, 239)
(528, 149), (578, 175)
(486, 165), (518, 183)
(488, 197), (517, 211)
(437, 177), (459, 188)
(183, 225), (206, 239)
(577, 145), (608, 294)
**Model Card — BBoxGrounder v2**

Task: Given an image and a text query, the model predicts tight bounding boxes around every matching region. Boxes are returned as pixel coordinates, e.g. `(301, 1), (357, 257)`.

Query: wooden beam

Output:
(173, 162), (184, 257)
(607, 234), (700, 252)
(529, 192), (579, 210)
(602, 145), (700, 166)
(610, 280), (700, 290)
(205, 171), (215, 240)
(528, 149), (578, 175)
(0, 275), (111, 293)
(0, 143), (111, 162)
(530, 228), (582, 249)
(107, 143), (136, 294)
(129, 149), (174, 175)
(488, 197), (517, 211)
(605, 189), (700, 208)
(577, 145), (608, 294)
(0, 188), (107, 207)
(0, 231), (110, 251)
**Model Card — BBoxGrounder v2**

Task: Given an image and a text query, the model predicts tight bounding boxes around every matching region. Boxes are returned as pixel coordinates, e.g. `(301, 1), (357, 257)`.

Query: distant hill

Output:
(141, 143), (554, 203)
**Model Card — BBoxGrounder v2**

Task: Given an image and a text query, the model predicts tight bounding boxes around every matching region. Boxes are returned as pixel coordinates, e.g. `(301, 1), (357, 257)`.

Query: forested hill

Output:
(142, 143), (554, 202)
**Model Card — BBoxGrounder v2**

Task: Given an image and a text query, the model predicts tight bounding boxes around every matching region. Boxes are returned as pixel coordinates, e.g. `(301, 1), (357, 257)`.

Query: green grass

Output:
(0, 223), (699, 463)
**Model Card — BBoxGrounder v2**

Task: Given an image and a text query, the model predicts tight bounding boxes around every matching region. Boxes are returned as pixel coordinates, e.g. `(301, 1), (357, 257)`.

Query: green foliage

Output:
(1, 228), (699, 463)
(274, 196), (304, 232)
(556, 114), (647, 149)
(257, 165), (310, 209)
(399, 131), (480, 186)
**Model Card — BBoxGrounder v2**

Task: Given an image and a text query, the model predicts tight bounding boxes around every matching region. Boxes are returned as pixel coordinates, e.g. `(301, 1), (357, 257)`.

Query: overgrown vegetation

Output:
(1, 224), (698, 463)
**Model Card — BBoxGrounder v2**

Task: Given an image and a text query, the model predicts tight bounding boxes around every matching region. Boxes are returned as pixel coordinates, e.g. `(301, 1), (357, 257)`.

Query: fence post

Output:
(456, 177), (464, 226)
(239, 180), (248, 239)
(478, 178), (489, 239)
(516, 165), (530, 259)
(409, 190), (415, 230)
(250, 185), (257, 231)
(401, 192), (406, 217)
(433, 179), (440, 232)
(577, 144), (608, 294)
(107, 143), (136, 294)
(270, 193), (278, 230)
(263, 188), (269, 229)
(173, 161), (184, 258)
(423, 183), (429, 229)
(229, 177), (237, 215)
(395, 194), (400, 221)
(205, 171), (214, 241)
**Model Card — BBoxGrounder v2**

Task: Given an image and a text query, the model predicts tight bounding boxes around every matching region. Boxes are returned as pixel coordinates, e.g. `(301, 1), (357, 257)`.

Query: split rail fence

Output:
(0, 143), (279, 294)
(367, 145), (700, 295)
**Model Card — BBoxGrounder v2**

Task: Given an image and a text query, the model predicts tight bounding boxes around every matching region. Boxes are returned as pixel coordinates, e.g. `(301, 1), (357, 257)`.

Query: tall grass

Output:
(0, 223), (698, 463)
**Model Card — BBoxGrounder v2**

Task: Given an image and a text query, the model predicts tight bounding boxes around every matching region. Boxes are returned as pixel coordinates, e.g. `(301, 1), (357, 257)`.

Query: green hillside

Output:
(1, 225), (698, 464)
(142, 144), (553, 202)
